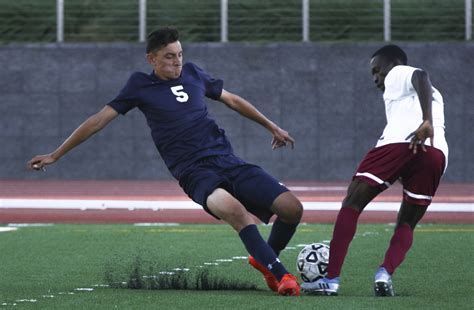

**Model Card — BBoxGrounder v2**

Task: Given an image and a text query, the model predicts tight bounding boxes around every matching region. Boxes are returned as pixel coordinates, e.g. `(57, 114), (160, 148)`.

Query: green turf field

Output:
(0, 223), (473, 309)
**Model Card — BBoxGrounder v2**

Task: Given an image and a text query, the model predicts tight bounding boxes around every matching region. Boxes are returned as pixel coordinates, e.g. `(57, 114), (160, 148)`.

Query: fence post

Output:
(56, 0), (64, 42)
(221, 0), (228, 42)
(384, 0), (391, 41)
(467, 0), (472, 40)
(139, 0), (147, 42)
(302, 0), (310, 42)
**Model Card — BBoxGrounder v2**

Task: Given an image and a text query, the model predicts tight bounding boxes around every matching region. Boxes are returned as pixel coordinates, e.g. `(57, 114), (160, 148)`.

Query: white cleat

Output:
(301, 277), (339, 296)
(374, 267), (395, 297)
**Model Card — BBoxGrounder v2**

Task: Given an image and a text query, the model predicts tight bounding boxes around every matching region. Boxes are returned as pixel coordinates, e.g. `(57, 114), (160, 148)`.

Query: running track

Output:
(0, 180), (472, 224)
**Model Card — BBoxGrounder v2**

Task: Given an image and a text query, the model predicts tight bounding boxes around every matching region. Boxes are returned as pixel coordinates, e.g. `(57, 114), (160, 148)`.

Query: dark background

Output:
(1, 42), (472, 181)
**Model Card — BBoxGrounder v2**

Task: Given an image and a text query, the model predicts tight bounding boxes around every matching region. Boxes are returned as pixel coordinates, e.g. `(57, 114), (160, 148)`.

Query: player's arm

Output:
(27, 105), (119, 171)
(405, 69), (434, 154)
(218, 89), (294, 149)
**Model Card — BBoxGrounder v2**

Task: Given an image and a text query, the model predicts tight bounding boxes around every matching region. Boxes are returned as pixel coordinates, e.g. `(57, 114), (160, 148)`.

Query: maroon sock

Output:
(381, 223), (413, 274)
(326, 207), (360, 279)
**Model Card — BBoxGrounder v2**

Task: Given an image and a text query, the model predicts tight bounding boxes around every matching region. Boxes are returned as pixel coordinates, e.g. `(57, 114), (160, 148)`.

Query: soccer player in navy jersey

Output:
(27, 27), (302, 296)
(301, 45), (448, 297)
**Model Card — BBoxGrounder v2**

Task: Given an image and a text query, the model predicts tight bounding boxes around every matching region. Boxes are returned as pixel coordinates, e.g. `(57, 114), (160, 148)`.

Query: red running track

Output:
(0, 180), (472, 224)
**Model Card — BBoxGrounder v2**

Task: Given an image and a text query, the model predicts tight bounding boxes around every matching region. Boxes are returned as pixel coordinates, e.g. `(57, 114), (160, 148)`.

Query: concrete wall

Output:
(1, 42), (472, 182)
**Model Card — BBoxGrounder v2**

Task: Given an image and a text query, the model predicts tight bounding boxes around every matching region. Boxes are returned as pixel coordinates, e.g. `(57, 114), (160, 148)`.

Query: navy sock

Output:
(267, 218), (299, 256)
(239, 224), (288, 281)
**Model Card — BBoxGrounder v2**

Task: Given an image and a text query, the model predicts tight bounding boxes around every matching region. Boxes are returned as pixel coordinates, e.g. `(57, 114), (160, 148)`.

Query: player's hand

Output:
(27, 154), (56, 171)
(405, 120), (434, 154)
(271, 127), (295, 150)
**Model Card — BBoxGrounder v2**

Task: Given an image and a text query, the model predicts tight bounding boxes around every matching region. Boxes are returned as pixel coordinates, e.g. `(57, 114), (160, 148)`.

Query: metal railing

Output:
(0, 0), (471, 43)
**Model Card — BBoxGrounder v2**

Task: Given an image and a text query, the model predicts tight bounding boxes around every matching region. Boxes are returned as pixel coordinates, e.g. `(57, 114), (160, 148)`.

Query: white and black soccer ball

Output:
(296, 243), (330, 282)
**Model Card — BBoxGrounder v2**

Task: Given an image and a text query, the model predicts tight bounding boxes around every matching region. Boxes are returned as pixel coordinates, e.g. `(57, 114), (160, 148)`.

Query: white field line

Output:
(288, 186), (346, 191)
(0, 227), (18, 232)
(0, 199), (472, 212)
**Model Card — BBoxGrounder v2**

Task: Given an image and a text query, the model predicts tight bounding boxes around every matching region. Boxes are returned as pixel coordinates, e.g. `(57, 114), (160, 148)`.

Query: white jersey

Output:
(375, 65), (449, 162)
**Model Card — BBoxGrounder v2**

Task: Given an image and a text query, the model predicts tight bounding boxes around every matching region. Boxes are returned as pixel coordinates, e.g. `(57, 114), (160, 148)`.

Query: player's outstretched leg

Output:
(240, 226), (299, 296)
(207, 188), (300, 296)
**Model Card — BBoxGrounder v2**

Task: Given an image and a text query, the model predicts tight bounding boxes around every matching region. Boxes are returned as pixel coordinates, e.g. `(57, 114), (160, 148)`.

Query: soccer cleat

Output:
(301, 277), (340, 296)
(374, 267), (395, 297)
(277, 274), (300, 296)
(248, 256), (279, 292)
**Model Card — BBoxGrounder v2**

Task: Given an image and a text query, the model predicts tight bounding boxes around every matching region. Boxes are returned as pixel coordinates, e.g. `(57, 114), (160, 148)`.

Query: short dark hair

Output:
(146, 27), (179, 53)
(371, 44), (407, 65)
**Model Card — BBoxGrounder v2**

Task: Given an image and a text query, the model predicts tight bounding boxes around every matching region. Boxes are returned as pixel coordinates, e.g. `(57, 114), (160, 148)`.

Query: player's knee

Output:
(396, 217), (420, 231)
(397, 201), (428, 230)
(272, 192), (303, 224)
(397, 221), (416, 231)
(341, 198), (364, 212)
(282, 203), (303, 224)
(341, 181), (379, 212)
(341, 191), (364, 211)
(291, 200), (303, 222)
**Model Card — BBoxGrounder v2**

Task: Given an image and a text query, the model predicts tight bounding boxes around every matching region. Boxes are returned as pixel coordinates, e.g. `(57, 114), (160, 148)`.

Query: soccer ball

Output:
(296, 243), (330, 282)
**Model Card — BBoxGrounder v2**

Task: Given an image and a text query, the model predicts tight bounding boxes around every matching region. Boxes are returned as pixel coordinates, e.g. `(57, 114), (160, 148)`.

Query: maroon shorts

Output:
(354, 143), (446, 206)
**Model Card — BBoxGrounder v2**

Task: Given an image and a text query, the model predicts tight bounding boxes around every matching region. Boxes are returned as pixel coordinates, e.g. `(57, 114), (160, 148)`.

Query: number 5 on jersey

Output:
(170, 85), (189, 103)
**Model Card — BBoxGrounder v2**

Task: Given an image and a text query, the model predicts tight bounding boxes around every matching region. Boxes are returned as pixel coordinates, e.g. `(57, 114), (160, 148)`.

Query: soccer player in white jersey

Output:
(302, 45), (448, 297)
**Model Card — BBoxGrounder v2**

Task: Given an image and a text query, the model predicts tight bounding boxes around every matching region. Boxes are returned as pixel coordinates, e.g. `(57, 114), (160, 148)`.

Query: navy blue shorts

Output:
(178, 154), (289, 224)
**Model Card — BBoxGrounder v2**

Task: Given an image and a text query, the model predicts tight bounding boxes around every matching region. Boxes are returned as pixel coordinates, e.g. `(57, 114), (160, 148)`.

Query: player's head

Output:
(370, 44), (407, 91)
(146, 27), (183, 80)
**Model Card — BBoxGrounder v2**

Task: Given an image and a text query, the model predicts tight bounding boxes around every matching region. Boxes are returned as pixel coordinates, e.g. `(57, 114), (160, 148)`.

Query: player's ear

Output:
(146, 53), (156, 65)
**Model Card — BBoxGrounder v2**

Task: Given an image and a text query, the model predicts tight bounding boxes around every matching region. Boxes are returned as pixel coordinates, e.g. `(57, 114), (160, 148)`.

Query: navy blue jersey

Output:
(107, 62), (233, 179)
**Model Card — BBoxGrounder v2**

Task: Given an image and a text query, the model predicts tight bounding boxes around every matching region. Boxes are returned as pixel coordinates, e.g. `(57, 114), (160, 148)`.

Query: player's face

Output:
(370, 55), (395, 92)
(147, 41), (183, 80)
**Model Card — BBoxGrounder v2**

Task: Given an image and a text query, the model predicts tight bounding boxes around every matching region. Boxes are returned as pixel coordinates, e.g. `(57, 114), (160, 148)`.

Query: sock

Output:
(381, 224), (413, 274)
(239, 224), (288, 281)
(267, 218), (299, 256)
(326, 207), (360, 279)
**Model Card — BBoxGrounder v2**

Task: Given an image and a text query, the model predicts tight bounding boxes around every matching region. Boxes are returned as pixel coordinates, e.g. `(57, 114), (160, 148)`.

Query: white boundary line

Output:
(0, 227), (18, 232)
(0, 199), (472, 212)
(288, 186), (346, 191)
